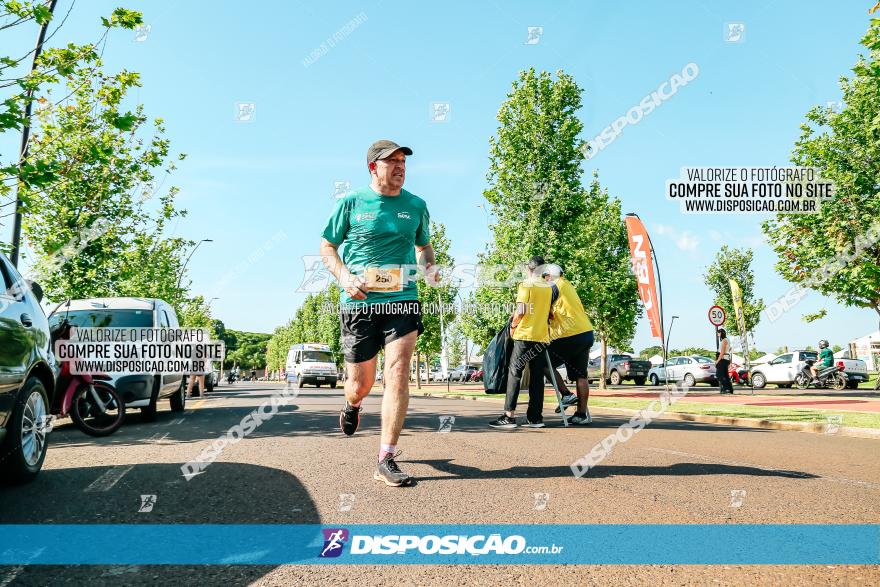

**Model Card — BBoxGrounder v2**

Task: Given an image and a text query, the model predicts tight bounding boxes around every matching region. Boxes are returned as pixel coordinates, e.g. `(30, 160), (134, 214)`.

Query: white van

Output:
(286, 343), (337, 388)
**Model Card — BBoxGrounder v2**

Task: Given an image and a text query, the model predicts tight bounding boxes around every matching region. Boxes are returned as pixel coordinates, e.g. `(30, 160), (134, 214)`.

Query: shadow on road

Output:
(409, 458), (820, 482)
(0, 462), (318, 586)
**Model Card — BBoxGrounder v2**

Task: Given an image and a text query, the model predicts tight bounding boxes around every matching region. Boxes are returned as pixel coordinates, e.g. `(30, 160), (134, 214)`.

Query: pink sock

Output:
(378, 444), (396, 461)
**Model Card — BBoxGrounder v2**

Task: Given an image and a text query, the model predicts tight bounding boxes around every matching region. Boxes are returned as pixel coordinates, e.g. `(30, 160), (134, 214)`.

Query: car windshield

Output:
(302, 350), (333, 362)
(693, 356), (713, 363)
(49, 308), (153, 328)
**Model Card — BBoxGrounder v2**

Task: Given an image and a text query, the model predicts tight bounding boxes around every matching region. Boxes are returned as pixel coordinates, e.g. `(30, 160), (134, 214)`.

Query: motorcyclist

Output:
(810, 340), (833, 383)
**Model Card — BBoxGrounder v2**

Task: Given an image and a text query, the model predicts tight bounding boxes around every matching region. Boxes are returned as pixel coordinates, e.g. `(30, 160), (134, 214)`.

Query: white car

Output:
(750, 350), (868, 389)
(648, 355), (717, 387)
(48, 297), (187, 421)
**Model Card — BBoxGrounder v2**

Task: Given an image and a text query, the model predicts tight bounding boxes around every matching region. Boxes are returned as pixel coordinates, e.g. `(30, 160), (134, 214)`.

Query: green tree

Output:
(577, 177), (641, 388)
(762, 18), (880, 319)
(179, 296), (212, 329)
(639, 345), (664, 359)
(18, 57), (189, 306)
(1, 4), (142, 237)
(265, 285), (342, 372)
(461, 69), (640, 381)
(414, 221), (456, 387)
(703, 246), (764, 337)
(463, 69), (593, 347)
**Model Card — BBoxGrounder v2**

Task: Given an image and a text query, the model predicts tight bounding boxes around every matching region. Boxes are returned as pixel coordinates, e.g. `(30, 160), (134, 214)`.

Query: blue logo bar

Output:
(0, 525), (877, 565)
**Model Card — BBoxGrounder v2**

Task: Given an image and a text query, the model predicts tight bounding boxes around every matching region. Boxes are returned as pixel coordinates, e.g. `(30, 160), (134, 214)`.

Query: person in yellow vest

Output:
(544, 263), (595, 425)
(489, 256), (554, 429)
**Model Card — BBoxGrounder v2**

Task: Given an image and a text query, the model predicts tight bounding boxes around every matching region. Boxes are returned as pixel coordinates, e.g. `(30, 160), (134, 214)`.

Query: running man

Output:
(489, 256), (553, 429)
(319, 140), (436, 487)
(543, 264), (595, 424)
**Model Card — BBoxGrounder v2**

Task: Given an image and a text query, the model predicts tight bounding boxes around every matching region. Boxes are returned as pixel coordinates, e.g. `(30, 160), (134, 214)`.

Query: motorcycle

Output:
(729, 363), (749, 385)
(795, 359), (847, 391)
(50, 318), (126, 437)
(227, 372), (236, 384)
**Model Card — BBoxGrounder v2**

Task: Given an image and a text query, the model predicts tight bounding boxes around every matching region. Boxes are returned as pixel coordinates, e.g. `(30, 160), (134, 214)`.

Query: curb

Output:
(415, 391), (880, 440)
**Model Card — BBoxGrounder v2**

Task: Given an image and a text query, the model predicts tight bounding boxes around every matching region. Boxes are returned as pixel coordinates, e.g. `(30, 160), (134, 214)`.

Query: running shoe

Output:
(339, 401), (361, 436)
(567, 412), (592, 425)
(522, 420), (545, 428)
(374, 451), (413, 487)
(489, 415), (518, 429)
(562, 393), (578, 407)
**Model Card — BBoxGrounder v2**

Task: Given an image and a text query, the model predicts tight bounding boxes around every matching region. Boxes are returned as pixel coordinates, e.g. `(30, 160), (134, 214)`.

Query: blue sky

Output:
(1, 0), (876, 353)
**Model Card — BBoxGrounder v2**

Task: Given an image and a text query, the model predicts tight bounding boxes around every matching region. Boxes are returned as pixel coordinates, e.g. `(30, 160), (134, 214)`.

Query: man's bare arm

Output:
(416, 243), (438, 285)
(320, 238), (367, 300)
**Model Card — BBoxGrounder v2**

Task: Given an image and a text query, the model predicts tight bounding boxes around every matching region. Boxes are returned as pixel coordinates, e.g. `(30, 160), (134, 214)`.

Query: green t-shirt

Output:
(820, 347), (833, 367)
(322, 186), (430, 306)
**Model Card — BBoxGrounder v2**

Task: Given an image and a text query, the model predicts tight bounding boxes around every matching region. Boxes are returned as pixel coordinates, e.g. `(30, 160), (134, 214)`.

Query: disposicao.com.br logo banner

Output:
(0, 525), (877, 565)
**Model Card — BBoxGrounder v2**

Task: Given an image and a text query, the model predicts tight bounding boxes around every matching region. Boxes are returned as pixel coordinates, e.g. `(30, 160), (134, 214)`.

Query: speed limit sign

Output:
(708, 305), (726, 326)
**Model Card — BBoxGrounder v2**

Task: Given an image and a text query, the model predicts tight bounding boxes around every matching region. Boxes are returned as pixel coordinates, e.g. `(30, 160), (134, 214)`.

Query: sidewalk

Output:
(406, 382), (880, 435)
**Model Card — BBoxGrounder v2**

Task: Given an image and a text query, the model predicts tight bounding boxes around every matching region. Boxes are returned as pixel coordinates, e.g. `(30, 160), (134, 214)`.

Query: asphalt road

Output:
(1, 382), (878, 586)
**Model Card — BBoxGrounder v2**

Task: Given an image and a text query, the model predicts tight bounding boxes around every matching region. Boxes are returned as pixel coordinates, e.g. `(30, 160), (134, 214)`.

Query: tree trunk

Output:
(416, 351), (422, 390)
(599, 338), (607, 391)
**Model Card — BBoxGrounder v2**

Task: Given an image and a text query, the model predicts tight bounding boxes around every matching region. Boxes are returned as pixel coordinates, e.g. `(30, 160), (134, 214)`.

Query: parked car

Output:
(48, 297), (186, 421)
(469, 368), (484, 383)
(0, 253), (54, 484)
(449, 365), (478, 382)
(750, 350), (868, 389)
(648, 355), (717, 387)
(589, 354), (652, 385)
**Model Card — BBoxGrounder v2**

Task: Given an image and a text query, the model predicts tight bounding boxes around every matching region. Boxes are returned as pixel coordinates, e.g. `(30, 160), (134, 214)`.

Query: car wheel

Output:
(170, 379), (186, 412)
(297, 377), (304, 389)
(633, 377), (646, 386)
(649, 374), (659, 386)
(846, 381), (859, 390)
(140, 379), (160, 422)
(752, 372), (766, 389)
(0, 377), (50, 485)
(609, 370), (621, 386)
(683, 373), (696, 388)
(778, 383), (792, 389)
(207, 377), (215, 392)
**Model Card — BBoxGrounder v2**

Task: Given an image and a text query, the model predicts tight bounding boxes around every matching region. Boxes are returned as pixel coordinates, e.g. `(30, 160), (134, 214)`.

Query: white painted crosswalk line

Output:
(84, 465), (134, 492)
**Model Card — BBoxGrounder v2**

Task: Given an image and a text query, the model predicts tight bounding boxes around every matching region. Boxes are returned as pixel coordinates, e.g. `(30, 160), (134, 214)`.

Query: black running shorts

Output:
(340, 301), (424, 363)
(548, 330), (594, 380)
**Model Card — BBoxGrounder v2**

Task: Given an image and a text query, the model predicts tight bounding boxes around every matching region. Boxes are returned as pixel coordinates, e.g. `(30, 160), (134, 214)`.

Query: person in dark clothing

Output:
(715, 327), (734, 394)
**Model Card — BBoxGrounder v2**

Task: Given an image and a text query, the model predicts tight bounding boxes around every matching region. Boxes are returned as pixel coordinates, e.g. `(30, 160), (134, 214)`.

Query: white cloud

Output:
(653, 223), (700, 252)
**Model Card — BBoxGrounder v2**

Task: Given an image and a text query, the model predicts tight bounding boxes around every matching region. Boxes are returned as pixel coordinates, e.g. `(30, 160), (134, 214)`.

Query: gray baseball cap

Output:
(367, 140), (413, 164)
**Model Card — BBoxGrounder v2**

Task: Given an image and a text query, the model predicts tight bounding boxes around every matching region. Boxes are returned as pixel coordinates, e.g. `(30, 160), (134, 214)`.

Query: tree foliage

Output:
(762, 18), (880, 318)
(265, 286), (341, 371)
(1, 3), (142, 213)
(461, 69), (640, 363)
(703, 246), (764, 337)
(18, 57), (190, 307)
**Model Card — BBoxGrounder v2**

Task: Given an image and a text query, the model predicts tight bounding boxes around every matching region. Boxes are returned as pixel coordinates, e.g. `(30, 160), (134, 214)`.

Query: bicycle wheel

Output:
(70, 381), (126, 437)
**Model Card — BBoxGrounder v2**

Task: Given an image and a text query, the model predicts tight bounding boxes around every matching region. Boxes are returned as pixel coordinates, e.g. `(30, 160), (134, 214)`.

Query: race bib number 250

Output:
(364, 267), (403, 292)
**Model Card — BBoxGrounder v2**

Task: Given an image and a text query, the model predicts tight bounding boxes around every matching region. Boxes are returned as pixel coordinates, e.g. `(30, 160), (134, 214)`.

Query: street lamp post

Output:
(177, 239), (213, 289)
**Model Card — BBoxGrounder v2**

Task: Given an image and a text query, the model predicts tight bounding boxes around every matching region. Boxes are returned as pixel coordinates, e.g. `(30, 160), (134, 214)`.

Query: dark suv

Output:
(0, 253), (54, 484)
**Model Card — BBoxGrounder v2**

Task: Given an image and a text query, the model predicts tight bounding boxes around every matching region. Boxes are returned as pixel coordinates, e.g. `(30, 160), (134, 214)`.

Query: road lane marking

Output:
(646, 448), (880, 490)
(84, 465), (133, 492)
(167, 417), (185, 426)
(147, 432), (170, 444)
